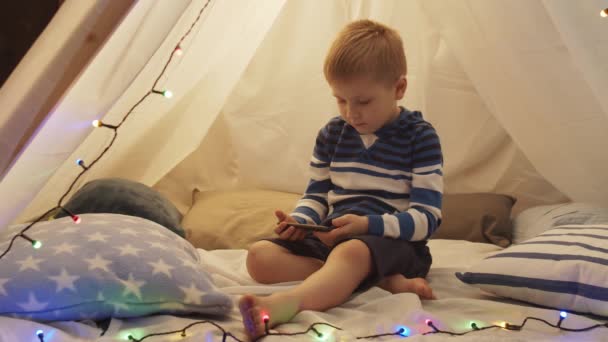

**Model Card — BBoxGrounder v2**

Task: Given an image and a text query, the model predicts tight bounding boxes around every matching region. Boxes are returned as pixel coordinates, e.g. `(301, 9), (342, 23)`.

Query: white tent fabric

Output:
(1, 0), (607, 227)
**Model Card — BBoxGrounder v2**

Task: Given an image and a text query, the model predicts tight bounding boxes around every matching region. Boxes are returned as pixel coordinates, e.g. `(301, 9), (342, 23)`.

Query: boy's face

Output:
(329, 76), (406, 134)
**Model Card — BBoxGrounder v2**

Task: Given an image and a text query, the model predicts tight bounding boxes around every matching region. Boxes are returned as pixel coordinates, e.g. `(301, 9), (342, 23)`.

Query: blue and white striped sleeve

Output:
(368, 125), (443, 241)
(290, 125), (333, 224)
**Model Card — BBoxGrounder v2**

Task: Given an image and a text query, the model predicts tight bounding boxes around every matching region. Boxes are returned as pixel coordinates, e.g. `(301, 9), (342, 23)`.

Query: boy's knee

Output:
(246, 241), (280, 282)
(247, 241), (272, 265)
(332, 239), (371, 264)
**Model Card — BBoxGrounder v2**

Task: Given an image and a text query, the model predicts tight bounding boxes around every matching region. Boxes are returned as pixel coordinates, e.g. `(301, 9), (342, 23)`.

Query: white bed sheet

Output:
(1, 240), (606, 341)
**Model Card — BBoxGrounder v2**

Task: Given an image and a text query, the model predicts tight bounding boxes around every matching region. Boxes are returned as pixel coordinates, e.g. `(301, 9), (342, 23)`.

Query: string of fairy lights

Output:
(126, 312), (607, 341)
(0, 0), (211, 260)
(32, 310), (607, 341)
(4, 2), (608, 341)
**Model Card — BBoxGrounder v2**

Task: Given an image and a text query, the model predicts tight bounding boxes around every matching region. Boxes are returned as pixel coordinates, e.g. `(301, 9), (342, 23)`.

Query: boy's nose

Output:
(346, 105), (360, 120)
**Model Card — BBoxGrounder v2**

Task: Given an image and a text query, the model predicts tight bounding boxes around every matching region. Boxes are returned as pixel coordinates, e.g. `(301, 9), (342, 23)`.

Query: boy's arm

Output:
(290, 125), (334, 224)
(367, 125), (443, 241)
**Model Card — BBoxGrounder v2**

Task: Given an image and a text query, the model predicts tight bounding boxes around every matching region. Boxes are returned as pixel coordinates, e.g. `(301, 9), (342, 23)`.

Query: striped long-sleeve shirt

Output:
(291, 107), (443, 241)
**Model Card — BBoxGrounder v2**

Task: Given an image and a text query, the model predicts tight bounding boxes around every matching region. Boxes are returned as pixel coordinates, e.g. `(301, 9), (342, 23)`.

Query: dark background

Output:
(0, 1), (63, 88)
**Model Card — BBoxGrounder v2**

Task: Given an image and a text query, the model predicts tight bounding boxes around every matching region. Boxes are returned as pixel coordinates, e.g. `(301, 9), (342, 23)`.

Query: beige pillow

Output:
(182, 190), (516, 250)
(182, 189), (300, 250)
(431, 193), (516, 247)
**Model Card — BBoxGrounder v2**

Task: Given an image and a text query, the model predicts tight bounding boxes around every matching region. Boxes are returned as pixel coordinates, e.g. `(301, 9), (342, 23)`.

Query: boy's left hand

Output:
(314, 214), (368, 247)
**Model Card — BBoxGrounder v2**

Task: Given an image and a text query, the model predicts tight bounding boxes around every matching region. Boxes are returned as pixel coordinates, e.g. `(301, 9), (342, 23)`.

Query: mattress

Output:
(1, 239), (606, 341)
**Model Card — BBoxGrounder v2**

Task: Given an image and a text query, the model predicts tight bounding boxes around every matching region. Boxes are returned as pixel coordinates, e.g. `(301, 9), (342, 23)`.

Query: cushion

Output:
(0, 214), (232, 322)
(456, 223), (608, 317)
(513, 202), (608, 244)
(431, 193), (516, 247)
(182, 189), (301, 250)
(182, 190), (515, 250)
(54, 178), (185, 238)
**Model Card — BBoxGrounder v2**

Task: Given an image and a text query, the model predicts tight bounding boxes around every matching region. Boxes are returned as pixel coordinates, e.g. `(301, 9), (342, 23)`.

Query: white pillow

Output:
(513, 202), (608, 244)
(456, 223), (608, 317)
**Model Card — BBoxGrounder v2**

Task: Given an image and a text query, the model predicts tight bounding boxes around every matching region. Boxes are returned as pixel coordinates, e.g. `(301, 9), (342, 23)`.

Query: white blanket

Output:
(1, 240), (606, 341)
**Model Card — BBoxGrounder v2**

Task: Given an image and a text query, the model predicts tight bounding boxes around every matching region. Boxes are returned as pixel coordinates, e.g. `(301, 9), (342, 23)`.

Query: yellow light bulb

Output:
(601, 8), (608, 17)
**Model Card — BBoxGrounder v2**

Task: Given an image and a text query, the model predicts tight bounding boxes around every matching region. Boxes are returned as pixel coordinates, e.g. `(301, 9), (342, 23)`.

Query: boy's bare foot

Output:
(238, 293), (301, 340)
(379, 274), (437, 299)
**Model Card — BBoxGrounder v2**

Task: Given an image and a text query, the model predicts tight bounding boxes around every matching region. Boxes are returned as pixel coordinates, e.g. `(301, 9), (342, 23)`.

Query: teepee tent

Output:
(1, 0), (607, 228)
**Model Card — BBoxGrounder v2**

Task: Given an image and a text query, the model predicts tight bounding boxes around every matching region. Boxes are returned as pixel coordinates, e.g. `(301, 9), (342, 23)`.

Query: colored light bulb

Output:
(92, 120), (101, 127)
(601, 8), (607, 17)
(174, 46), (183, 56)
(560, 311), (567, 319)
(397, 326), (410, 336)
(33, 240), (42, 249)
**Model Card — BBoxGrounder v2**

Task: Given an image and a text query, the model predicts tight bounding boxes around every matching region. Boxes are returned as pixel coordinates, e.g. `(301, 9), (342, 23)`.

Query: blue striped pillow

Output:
(456, 224), (608, 317)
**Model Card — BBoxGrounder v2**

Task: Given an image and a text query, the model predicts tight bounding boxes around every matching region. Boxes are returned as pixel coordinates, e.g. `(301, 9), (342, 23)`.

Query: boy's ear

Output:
(395, 76), (407, 100)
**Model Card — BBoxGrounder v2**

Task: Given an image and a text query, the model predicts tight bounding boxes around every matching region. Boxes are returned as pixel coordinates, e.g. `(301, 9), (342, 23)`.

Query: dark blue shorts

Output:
(264, 234), (432, 292)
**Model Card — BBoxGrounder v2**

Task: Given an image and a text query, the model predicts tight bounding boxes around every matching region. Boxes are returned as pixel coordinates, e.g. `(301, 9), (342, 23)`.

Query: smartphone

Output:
(284, 223), (334, 232)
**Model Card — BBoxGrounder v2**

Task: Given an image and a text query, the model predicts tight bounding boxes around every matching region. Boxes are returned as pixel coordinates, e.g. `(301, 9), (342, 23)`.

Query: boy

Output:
(239, 19), (443, 339)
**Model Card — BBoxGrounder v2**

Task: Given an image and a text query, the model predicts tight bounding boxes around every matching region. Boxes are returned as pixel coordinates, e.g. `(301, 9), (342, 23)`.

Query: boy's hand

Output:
(274, 210), (308, 241)
(314, 214), (368, 247)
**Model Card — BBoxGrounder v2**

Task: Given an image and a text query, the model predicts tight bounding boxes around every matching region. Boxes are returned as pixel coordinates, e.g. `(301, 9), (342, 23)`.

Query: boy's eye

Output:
(357, 99), (372, 105)
(336, 99), (346, 104)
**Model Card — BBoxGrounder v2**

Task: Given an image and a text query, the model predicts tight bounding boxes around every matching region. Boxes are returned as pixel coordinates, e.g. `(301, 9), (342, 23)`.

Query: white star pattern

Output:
(120, 273), (146, 300)
(147, 229), (166, 238)
(116, 244), (143, 257)
(48, 268), (80, 292)
(179, 283), (205, 305)
(88, 232), (110, 242)
(148, 241), (169, 250)
(89, 220), (109, 225)
(149, 258), (174, 278)
(17, 293), (49, 311)
(33, 228), (48, 235)
(53, 242), (78, 255)
(85, 254), (112, 272)
(0, 278), (9, 296)
(118, 228), (137, 236)
(59, 226), (79, 234)
(17, 255), (44, 272)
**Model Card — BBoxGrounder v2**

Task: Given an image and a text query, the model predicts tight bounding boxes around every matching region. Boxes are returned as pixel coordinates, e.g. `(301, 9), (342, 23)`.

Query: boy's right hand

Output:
(274, 210), (307, 241)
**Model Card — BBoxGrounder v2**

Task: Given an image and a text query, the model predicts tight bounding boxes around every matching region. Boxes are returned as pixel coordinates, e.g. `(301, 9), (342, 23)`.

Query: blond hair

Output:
(324, 19), (406, 85)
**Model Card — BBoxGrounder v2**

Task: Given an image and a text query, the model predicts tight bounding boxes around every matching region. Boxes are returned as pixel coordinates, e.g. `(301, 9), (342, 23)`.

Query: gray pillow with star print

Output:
(0, 213), (232, 321)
